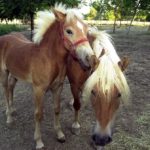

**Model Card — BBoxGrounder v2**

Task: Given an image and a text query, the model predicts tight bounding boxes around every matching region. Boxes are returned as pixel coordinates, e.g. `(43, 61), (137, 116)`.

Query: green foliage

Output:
(146, 14), (150, 21)
(140, 0), (150, 10)
(0, 0), (80, 35)
(0, 0), (80, 21)
(0, 24), (27, 35)
(105, 10), (115, 20)
(135, 10), (147, 21)
(57, 0), (80, 7)
(91, 0), (110, 20)
(86, 7), (97, 20)
(0, 0), (80, 20)
(87, 0), (150, 22)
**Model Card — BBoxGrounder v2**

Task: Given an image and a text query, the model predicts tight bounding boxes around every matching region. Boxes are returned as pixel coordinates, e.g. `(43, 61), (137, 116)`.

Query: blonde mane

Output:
(33, 3), (83, 44)
(82, 29), (130, 104)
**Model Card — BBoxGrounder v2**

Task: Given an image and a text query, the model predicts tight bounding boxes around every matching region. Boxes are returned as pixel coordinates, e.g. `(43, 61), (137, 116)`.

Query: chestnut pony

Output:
(0, 4), (99, 149)
(67, 28), (130, 149)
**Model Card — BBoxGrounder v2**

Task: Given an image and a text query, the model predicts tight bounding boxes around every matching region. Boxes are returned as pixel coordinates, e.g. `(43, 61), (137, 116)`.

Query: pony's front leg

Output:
(51, 83), (65, 143)
(33, 86), (45, 149)
(70, 84), (81, 135)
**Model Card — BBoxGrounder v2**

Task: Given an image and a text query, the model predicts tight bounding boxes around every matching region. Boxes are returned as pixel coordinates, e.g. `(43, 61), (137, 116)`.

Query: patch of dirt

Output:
(0, 29), (150, 150)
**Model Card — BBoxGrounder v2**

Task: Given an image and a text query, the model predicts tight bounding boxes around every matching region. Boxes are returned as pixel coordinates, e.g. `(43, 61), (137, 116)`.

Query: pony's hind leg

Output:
(51, 83), (65, 143)
(1, 70), (13, 124)
(8, 75), (17, 114)
(70, 84), (81, 135)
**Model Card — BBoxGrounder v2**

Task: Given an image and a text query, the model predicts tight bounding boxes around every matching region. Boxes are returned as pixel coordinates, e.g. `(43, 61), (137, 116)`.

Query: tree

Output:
(126, 0), (141, 34)
(0, 0), (21, 22)
(140, 0), (150, 31)
(109, 0), (122, 33)
(91, 0), (112, 20)
(0, 0), (80, 38)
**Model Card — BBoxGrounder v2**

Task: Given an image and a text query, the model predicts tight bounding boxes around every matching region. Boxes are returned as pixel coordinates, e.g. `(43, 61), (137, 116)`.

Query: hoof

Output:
(36, 148), (44, 150)
(36, 146), (44, 150)
(71, 122), (80, 135)
(6, 117), (14, 125)
(36, 147), (46, 150)
(71, 127), (80, 135)
(36, 140), (44, 150)
(11, 108), (17, 115)
(57, 136), (66, 143)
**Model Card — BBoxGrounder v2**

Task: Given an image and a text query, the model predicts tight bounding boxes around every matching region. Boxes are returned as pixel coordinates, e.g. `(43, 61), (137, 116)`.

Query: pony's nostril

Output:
(92, 134), (105, 146)
(92, 134), (96, 141)
(92, 134), (112, 146)
(105, 136), (112, 144)
(86, 55), (89, 62)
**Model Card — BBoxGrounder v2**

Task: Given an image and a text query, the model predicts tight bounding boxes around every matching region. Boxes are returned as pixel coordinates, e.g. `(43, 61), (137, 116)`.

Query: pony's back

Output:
(10, 32), (31, 43)
(0, 33), (34, 77)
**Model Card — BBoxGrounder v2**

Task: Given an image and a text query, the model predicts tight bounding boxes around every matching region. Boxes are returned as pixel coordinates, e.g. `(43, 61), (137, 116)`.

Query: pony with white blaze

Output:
(33, 4), (97, 69)
(67, 27), (130, 148)
(82, 28), (130, 103)
(0, 4), (99, 150)
(33, 4), (84, 44)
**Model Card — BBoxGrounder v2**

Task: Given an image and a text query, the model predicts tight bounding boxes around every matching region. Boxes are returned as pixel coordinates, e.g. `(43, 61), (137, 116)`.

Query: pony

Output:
(67, 28), (130, 149)
(0, 4), (99, 149)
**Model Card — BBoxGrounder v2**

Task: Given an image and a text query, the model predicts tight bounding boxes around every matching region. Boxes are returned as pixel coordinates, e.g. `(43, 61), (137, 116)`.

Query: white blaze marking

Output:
(77, 21), (84, 33)
(94, 120), (112, 136)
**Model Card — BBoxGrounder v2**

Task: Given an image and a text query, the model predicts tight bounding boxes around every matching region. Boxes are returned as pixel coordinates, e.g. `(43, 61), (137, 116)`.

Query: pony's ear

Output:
(53, 9), (66, 22)
(87, 32), (96, 47)
(91, 89), (97, 97)
(90, 55), (99, 73)
(118, 56), (130, 71)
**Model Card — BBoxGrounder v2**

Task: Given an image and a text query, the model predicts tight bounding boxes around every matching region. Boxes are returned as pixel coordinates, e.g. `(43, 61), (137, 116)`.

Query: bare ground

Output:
(0, 27), (150, 150)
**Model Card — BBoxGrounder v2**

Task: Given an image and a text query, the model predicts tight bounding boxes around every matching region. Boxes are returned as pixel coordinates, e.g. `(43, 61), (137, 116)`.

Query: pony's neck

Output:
(39, 21), (67, 57)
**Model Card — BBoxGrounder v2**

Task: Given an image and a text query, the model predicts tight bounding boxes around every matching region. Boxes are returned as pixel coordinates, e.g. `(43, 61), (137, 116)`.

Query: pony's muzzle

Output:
(86, 55), (99, 72)
(92, 134), (112, 146)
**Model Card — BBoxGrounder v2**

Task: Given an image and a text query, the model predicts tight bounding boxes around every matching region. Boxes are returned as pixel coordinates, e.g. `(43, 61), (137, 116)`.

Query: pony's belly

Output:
(10, 71), (32, 83)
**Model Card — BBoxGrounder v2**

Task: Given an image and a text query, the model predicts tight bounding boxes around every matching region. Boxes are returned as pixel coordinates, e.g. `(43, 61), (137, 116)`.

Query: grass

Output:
(97, 24), (150, 34)
(0, 24), (27, 35)
(136, 112), (150, 125)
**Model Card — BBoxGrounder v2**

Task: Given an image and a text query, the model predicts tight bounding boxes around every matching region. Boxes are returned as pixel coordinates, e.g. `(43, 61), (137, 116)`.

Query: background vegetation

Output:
(0, 0), (80, 36)
(0, 24), (27, 35)
(0, 0), (150, 35)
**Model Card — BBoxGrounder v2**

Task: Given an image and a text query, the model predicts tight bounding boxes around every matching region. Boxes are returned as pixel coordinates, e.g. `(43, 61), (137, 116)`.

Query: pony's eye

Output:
(66, 29), (73, 35)
(118, 93), (121, 98)
(91, 90), (96, 97)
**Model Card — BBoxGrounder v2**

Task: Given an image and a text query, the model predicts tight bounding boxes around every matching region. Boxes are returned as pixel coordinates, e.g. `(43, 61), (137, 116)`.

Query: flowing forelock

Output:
(66, 8), (83, 22)
(88, 27), (121, 63)
(33, 3), (83, 44)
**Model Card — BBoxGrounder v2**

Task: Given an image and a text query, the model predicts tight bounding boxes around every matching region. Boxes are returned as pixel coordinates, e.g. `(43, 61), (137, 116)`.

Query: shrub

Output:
(146, 14), (150, 21)
(0, 24), (27, 35)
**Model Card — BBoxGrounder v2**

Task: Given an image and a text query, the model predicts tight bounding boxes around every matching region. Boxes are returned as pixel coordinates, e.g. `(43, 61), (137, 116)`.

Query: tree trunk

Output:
(148, 25), (150, 31)
(5, 19), (8, 24)
(119, 0), (123, 28)
(113, 5), (117, 33)
(30, 12), (34, 40)
(127, 0), (141, 35)
(118, 19), (122, 28)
